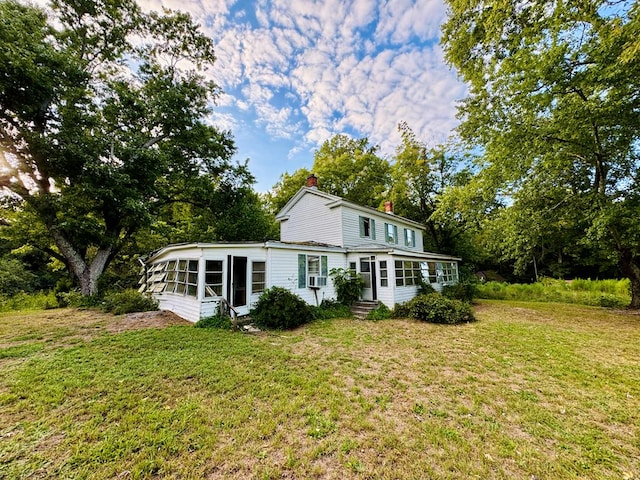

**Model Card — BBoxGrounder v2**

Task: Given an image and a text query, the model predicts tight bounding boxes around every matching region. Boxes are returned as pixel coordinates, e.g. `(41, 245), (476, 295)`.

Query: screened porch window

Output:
(252, 261), (266, 294)
(205, 260), (223, 297)
(394, 260), (422, 287)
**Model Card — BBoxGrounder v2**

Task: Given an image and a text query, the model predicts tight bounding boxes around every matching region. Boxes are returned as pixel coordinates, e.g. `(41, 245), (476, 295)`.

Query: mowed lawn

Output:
(1, 302), (638, 479)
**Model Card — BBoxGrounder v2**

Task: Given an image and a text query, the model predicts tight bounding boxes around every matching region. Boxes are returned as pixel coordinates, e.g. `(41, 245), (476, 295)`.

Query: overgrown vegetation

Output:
(311, 299), (353, 320)
(0, 291), (58, 313)
(365, 302), (392, 321)
(251, 287), (313, 330)
(101, 289), (159, 315)
(194, 314), (232, 329)
(475, 278), (630, 308)
(330, 268), (364, 305)
(407, 293), (475, 324)
(442, 281), (475, 303)
(1, 303), (638, 479)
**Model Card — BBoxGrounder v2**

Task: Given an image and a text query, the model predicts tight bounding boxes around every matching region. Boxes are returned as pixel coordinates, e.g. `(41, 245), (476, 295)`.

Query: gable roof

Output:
(275, 186), (425, 229)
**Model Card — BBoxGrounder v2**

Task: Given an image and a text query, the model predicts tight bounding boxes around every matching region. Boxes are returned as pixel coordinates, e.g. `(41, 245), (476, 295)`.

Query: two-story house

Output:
(140, 175), (460, 322)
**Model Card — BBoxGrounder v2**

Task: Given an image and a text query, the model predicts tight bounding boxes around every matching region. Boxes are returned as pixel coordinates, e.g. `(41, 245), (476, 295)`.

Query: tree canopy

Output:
(0, 0), (236, 294)
(442, 0), (640, 307)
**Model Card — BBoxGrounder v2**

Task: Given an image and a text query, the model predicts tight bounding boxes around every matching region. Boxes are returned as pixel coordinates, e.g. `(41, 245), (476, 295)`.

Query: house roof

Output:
(275, 186), (425, 229)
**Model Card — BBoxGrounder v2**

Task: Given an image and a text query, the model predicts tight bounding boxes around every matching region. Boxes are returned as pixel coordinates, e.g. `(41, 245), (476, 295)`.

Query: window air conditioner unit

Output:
(308, 275), (324, 288)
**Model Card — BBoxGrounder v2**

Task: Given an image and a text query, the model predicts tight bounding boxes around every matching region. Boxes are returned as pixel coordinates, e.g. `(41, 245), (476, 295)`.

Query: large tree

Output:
(267, 135), (391, 213)
(442, 0), (640, 307)
(391, 122), (475, 257)
(0, 0), (235, 294)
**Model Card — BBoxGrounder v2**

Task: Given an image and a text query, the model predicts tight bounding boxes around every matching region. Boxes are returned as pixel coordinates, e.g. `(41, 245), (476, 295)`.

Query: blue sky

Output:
(141, 0), (468, 192)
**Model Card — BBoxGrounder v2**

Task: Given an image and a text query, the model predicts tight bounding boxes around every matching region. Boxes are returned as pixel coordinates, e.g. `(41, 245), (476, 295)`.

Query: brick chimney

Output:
(306, 174), (318, 189)
(384, 200), (394, 214)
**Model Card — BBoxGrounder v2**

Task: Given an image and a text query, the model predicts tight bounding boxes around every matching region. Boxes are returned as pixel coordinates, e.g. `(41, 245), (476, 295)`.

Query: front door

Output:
(359, 256), (377, 301)
(227, 256), (248, 307)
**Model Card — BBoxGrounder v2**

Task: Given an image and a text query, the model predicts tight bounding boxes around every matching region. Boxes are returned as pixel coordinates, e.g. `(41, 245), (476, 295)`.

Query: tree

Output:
(267, 135), (391, 212)
(0, 0), (235, 294)
(391, 122), (476, 257)
(442, 0), (640, 307)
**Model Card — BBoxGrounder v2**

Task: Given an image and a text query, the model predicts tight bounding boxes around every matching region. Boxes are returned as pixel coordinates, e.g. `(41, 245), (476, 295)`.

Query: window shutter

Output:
(298, 254), (306, 288)
(394, 225), (398, 244)
(371, 218), (376, 240)
(321, 256), (328, 277)
(359, 217), (364, 237)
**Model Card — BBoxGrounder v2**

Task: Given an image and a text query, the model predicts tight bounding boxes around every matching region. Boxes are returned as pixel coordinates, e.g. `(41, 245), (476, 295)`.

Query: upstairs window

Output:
(385, 223), (398, 244)
(404, 228), (415, 248)
(359, 216), (376, 239)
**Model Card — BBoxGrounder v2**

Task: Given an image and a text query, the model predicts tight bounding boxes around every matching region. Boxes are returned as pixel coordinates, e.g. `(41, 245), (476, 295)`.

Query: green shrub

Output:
(330, 268), (364, 305)
(311, 299), (352, 320)
(598, 294), (627, 308)
(195, 314), (232, 329)
(0, 291), (58, 312)
(365, 302), (392, 321)
(407, 293), (475, 325)
(57, 290), (103, 309)
(251, 287), (313, 330)
(417, 279), (436, 295)
(102, 289), (158, 315)
(442, 281), (475, 302)
(0, 257), (38, 296)
(392, 302), (411, 318)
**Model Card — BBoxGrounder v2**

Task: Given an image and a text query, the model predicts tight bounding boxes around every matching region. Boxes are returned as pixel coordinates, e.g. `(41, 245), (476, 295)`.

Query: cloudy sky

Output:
(139, 0), (467, 192)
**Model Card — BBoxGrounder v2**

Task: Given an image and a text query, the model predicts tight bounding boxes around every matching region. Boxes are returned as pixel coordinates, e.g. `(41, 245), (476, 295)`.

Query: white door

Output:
(359, 257), (377, 301)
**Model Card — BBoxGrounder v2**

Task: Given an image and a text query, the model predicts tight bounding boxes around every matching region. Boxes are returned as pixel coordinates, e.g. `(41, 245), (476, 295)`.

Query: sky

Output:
(139, 0), (468, 192)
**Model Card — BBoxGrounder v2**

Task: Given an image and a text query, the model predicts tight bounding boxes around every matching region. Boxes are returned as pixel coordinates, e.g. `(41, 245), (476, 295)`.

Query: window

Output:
(359, 216), (376, 239)
(385, 223), (398, 244)
(423, 261), (459, 284)
(404, 228), (415, 248)
(143, 262), (168, 293)
(298, 254), (328, 288)
(379, 261), (388, 287)
(394, 260), (422, 287)
(252, 262), (266, 294)
(162, 258), (199, 297)
(204, 260), (223, 297)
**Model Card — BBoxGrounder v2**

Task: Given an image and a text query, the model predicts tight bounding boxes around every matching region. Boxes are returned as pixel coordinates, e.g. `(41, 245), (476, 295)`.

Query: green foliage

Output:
(311, 299), (352, 320)
(407, 293), (475, 325)
(195, 314), (232, 329)
(441, 0), (640, 307)
(475, 279), (630, 308)
(0, 0), (236, 295)
(392, 302), (411, 318)
(0, 291), (58, 312)
(0, 257), (38, 296)
(329, 268), (364, 306)
(56, 291), (103, 309)
(365, 302), (392, 321)
(101, 289), (158, 315)
(442, 281), (475, 303)
(251, 287), (313, 330)
(417, 279), (436, 295)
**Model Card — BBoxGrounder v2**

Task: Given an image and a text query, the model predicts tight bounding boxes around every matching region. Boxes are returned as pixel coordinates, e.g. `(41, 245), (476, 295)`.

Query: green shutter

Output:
(298, 254), (306, 288)
(394, 225), (398, 244)
(359, 216), (364, 237)
(321, 256), (328, 277)
(371, 218), (376, 240)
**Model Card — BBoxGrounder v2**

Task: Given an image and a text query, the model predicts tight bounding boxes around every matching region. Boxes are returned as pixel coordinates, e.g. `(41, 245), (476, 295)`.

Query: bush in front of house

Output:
(102, 289), (159, 315)
(251, 287), (313, 330)
(442, 281), (476, 303)
(195, 314), (232, 329)
(329, 268), (364, 305)
(365, 302), (392, 321)
(407, 293), (475, 325)
(311, 299), (353, 320)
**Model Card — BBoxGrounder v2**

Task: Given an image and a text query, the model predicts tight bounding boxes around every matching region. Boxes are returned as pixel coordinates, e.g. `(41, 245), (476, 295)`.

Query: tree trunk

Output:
(51, 230), (113, 295)
(617, 248), (640, 310)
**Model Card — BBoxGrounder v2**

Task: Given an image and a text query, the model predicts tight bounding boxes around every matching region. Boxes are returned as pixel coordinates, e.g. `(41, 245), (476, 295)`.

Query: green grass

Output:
(1, 303), (639, 479)
(475, 278), (631, 307)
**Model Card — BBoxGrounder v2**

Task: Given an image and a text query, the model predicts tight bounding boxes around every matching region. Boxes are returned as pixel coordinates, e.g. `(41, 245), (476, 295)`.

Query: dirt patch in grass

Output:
(104, 310), (192, 333)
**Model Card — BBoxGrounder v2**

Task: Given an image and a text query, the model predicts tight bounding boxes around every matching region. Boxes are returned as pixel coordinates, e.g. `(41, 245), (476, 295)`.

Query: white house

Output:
(140, 175), (461, 322)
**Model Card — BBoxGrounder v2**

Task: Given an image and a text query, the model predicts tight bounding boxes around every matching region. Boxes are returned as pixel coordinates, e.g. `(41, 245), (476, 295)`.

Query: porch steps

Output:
(350, 301), (379, 319)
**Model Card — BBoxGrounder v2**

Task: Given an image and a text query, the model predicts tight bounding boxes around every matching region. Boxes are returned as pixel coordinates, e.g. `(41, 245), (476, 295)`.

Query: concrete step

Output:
(350, 301), (379, 319)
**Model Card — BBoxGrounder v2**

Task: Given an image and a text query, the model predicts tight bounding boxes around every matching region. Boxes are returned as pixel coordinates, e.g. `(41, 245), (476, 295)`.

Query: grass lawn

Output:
(1, 302), (638, 479)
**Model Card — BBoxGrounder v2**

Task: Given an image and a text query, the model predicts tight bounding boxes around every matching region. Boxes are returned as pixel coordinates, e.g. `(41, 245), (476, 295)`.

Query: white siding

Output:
(266, 247), (346, 306)
(341, 207), (424, 253)
(157, 294), (201, 322)
(280, 193), (343, 245)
